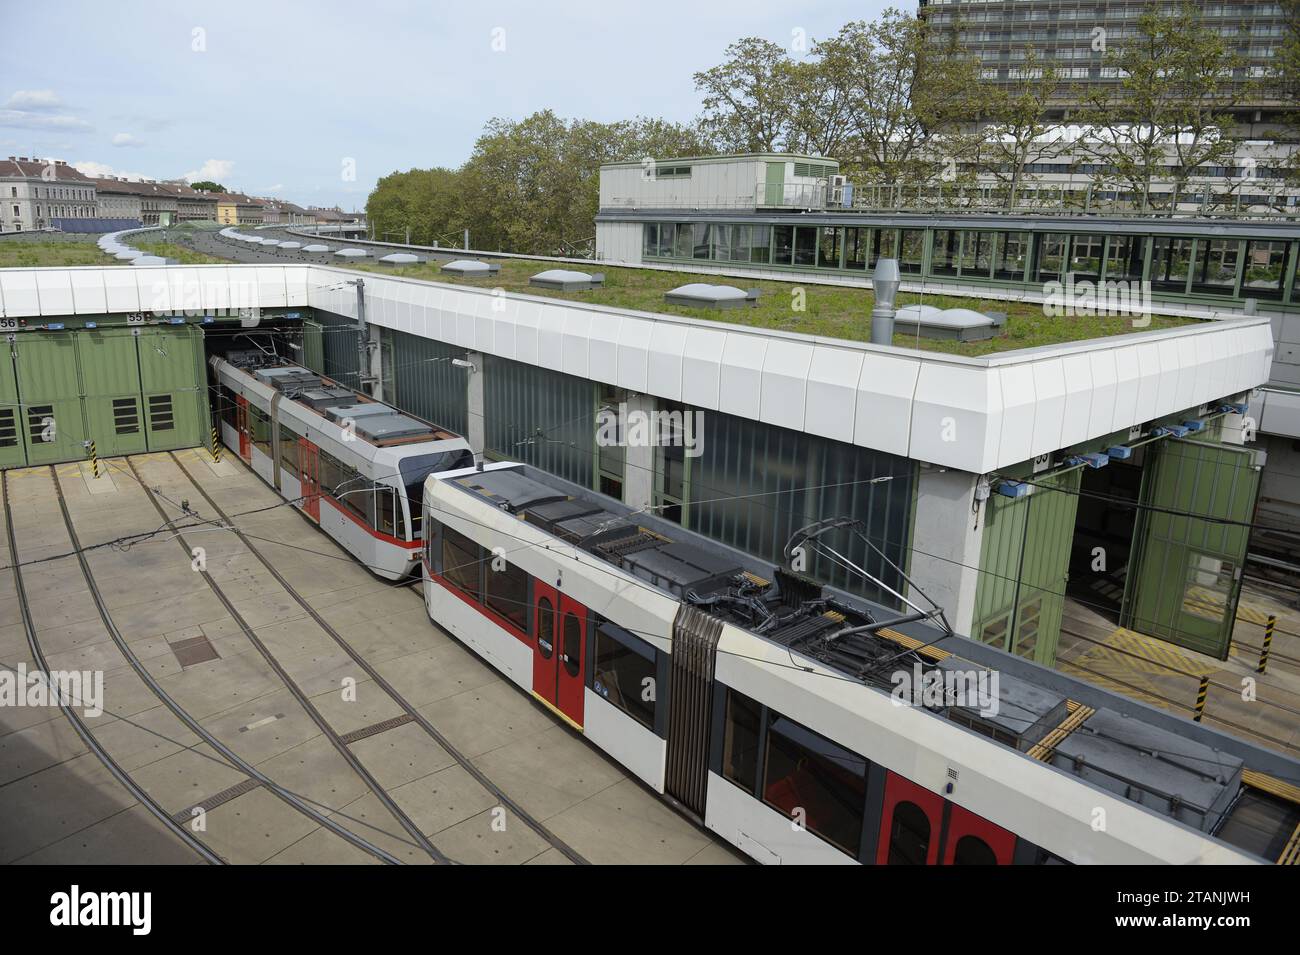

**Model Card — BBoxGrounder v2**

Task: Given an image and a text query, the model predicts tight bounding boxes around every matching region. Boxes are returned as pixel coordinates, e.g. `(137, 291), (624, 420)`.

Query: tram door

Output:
(877, 772), (944, 865)
(235, 396), (251, 460)
(299, 437), (320, 522)
(532, 580), (587, 728)
(940, 804), (1016, 865)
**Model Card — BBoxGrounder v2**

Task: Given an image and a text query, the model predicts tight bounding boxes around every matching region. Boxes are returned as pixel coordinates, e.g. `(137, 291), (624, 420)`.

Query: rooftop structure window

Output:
(655, 165), (691, 179)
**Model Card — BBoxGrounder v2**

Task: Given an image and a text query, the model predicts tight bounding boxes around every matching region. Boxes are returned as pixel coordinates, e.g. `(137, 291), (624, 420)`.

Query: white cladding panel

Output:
(2, 265), (1274, 473)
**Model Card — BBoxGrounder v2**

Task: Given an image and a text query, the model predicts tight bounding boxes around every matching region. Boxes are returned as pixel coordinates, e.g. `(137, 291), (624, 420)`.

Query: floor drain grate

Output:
(339, 714), (414, 744)
(171, 777), (261, 823)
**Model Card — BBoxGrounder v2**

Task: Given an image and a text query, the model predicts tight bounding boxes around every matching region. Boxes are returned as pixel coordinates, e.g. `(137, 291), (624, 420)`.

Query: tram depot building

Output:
(0, 154), (1291, 674)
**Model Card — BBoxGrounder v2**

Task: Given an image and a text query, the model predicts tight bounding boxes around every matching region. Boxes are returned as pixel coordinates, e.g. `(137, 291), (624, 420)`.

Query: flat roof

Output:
(600, 153), (838, 169)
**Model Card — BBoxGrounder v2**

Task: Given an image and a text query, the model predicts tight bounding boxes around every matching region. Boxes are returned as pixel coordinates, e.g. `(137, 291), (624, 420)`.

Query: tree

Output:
(1076, 2), (1243, 213)
(1279, 0), (1300, 179)
(813, 11), (980, 186)
(366, 112), (707, 257)
(969, 47), (1071, 208)
(693, 37), (798, 152)
(190, 180), (226, 193)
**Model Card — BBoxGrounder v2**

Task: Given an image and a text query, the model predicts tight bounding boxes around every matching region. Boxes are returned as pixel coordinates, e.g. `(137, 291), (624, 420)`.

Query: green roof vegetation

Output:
(2, 232), (1196, 356)
(348, 256), (1194, 357)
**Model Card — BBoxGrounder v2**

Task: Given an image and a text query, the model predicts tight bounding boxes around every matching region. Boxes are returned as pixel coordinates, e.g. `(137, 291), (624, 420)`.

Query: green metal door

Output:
(971, 469), (1081, 666)
(15, 333), (86, 466)
(0, 343), (24, 468)
(764, 162), (785, 206)
(304, 318), (324, 375)
(77, 328), (147, 457)
(136, 327), (206, 451)
(1125, 440), (1261, 659)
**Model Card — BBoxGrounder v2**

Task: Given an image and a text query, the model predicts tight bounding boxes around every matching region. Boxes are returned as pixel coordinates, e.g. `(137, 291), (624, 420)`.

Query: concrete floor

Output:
(0, 451), (744, 865)
(1057, 585), (1300, 758)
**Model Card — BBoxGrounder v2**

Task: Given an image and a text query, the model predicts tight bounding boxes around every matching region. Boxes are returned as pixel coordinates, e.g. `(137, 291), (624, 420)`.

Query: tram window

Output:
(561, 613), (581, 677)
(220, 386), (240, 428)
(887, 801), (931, 865)
(537, 597), (554, 658)
(993, 232), (1028, 280)
(762, 715), (866, 854)
(247, 405), (270, 454)
(931, 230), (960, 275)
(278, 425), (299, 476)
(441, 525), (482, 600)
(898, 229), (923, 273)
(484, 558), (529, 632)
(952, 834), (998, 865)
(772, 225), (794, 266)
(721, 689), (762, 796)
(592, 621), (655, 729)
(1190, 238), (1238, 295)
(817, 227), (842, 268)
(404, 481), (425, 538)
(1104, 234), (1145, 283)
(375, 485), (397, 537)
(344, 484), (375, 525)
(1242, 240), (1288, 300)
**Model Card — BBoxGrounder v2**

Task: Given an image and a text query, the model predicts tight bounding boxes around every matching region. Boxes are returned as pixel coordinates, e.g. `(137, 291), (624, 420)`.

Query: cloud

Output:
(111, 132), (143, 147)
(4, 90), (62, 110)
(0, 109), (92, 131)
(183, 159), (234, 183)
(262, 183), (284, 192)
(73, 160), (152, 181)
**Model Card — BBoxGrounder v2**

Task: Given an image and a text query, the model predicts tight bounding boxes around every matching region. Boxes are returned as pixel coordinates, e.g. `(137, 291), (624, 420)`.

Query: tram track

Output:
(0, 470), (224, 865)
(117, 456), (450, 864)
(167, 450), (591, 865)
(45, 463), (411, 865)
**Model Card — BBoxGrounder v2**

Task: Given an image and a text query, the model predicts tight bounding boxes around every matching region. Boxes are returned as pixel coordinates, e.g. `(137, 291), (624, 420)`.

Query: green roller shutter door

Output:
(15, 333), (86, 466)
(0, 344), (24, 468)
(136, 327), (206, 452)
(1124, 440), (1261, 659)
(78, 328), (147, 457)
(972, 469), (1081, 667)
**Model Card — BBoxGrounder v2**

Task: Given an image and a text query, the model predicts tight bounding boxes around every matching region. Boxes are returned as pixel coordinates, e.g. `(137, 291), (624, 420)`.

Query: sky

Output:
(1, 0), (892, 210)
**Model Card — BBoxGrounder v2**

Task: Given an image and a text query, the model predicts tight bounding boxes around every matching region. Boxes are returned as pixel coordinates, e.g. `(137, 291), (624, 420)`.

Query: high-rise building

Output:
(918, 1), (1291, 134)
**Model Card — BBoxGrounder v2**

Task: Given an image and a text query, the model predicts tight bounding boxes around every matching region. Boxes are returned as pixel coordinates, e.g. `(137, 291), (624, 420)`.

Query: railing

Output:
(607, 180), (1300, 221)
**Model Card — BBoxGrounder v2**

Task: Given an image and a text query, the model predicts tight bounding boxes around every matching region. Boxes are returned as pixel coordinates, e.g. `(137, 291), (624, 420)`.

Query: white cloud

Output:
(183, 159), (234, 183)
(4, 90), (62, 110)
(73, 160), (152, 181)
(0, 109), (91, 131)
(262, 183), (284, 192)
(111, 132), (143, 147)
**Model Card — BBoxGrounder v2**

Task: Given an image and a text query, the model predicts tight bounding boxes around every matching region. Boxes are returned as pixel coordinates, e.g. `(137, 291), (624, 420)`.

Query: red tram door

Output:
(940, 804), (1016, 865)
(877, 771), (1015, 865)
(298, 438), (320, 522)
(532, 580), (586, 728)
(877, 772), (944, 865)
(235, 396), (251, 460)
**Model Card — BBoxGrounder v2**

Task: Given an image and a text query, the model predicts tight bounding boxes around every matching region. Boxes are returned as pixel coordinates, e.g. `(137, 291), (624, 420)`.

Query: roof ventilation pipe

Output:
(869, 258), (901, 346)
